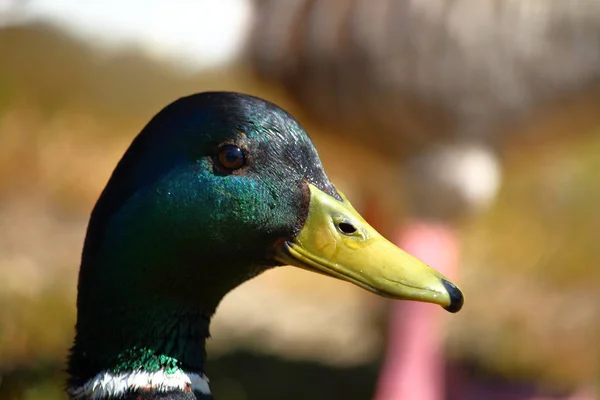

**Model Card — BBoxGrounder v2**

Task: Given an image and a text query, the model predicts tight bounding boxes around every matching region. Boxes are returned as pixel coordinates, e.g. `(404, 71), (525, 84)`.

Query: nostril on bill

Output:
(337, 221), (357, 234)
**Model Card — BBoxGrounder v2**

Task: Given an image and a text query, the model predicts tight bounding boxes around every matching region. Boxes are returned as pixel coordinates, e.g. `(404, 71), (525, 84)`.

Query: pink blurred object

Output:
(374, 221), (459, 400)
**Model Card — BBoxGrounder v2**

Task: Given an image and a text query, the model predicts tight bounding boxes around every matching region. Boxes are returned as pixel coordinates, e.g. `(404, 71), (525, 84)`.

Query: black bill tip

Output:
(441, 279), (464, 313)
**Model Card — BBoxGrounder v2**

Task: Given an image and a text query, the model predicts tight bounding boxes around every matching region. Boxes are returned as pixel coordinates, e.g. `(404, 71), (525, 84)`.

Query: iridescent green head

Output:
(68, 92), (462, 397)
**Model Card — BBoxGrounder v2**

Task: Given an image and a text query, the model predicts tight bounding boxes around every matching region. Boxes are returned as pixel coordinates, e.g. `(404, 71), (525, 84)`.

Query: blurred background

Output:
(1, 1), (599, 399)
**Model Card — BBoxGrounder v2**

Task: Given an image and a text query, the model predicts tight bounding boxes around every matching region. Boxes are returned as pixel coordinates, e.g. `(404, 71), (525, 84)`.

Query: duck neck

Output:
(67, 191), (272, 399)
(67, 254), (220, 399)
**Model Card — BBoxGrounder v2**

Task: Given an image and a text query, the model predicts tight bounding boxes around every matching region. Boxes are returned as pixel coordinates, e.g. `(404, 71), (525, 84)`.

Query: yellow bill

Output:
(274, 184), (463, 312)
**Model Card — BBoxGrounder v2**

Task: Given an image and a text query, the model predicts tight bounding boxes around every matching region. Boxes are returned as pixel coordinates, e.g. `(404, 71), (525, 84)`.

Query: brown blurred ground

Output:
(0, 24), (599, 399)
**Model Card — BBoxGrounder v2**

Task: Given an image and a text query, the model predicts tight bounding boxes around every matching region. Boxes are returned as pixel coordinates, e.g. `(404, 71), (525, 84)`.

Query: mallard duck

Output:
(66, 92), (463, 400)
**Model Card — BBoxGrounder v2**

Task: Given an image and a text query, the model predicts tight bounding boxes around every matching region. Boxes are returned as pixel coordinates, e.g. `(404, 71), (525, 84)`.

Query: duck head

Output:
(68, 92), (462, 399)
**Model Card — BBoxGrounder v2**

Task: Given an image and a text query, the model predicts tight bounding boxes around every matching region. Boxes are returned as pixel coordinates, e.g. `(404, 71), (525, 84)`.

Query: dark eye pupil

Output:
(218, 145), (245, 169)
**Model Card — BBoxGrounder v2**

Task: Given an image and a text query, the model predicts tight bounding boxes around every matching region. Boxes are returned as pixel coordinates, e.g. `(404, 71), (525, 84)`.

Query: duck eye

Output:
(217, 145), (246, 170)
